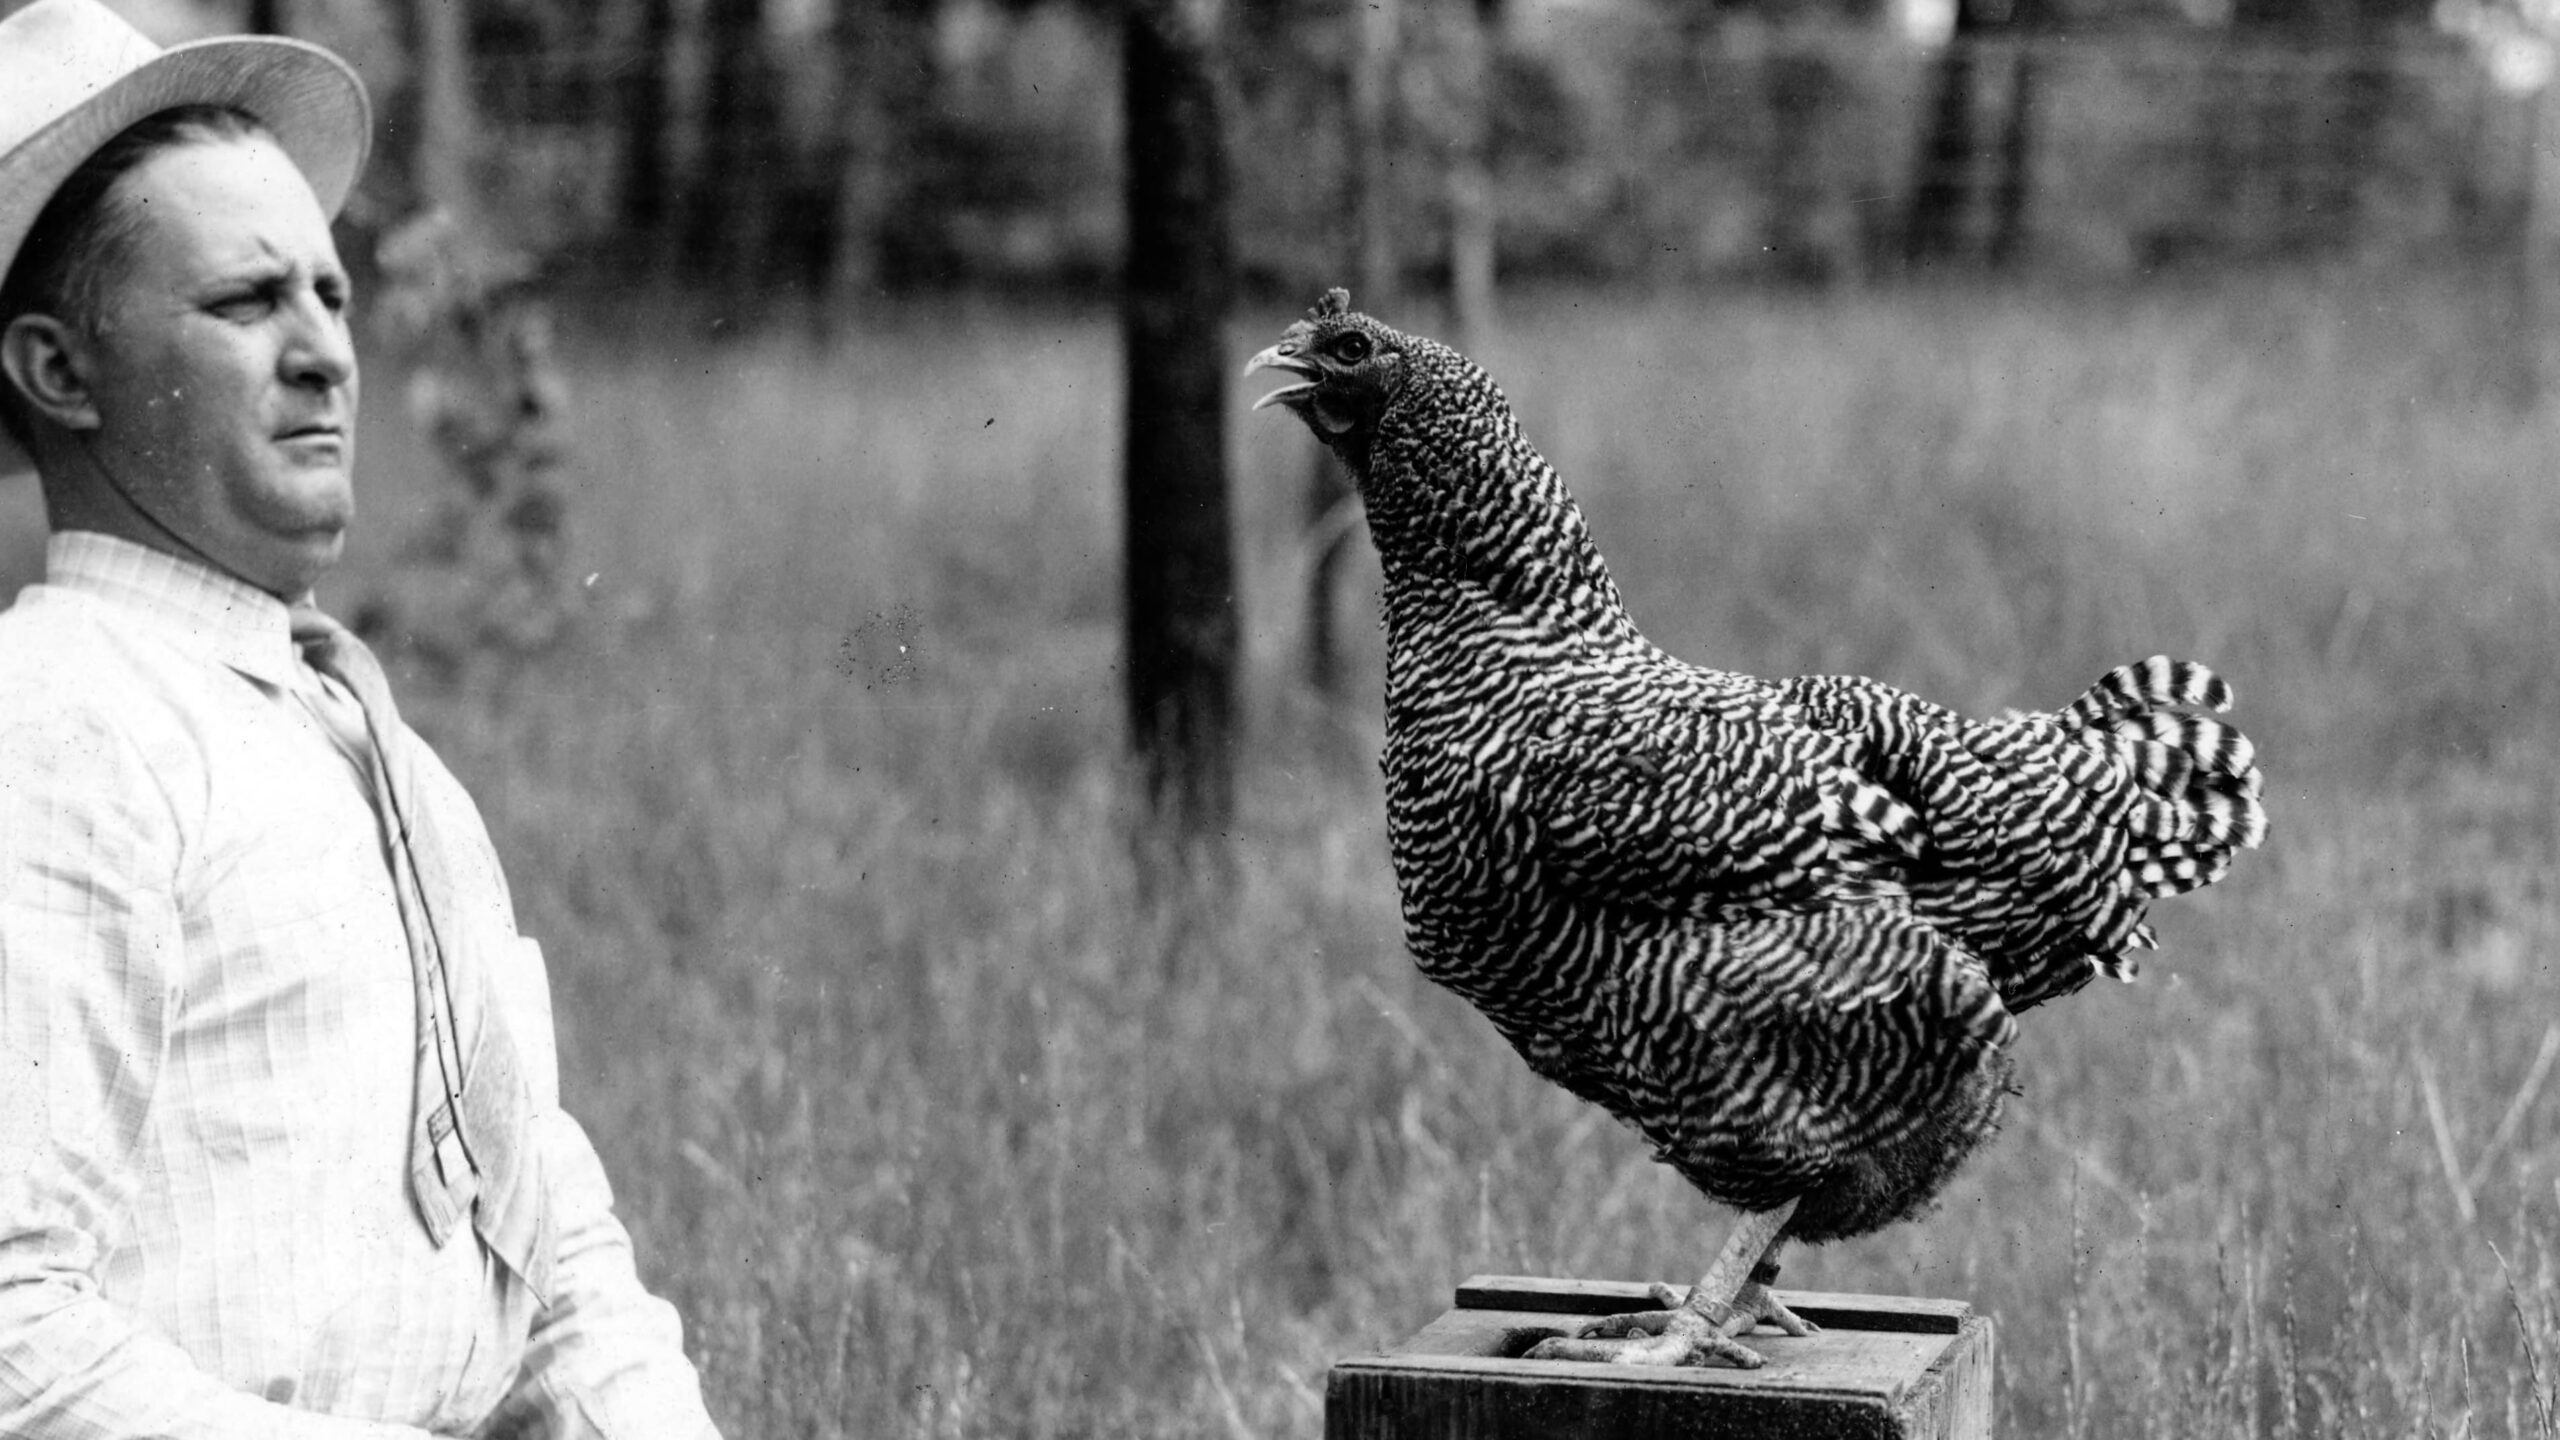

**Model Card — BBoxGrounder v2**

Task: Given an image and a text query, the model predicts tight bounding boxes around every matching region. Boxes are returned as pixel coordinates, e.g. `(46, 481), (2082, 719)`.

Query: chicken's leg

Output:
(1525, 1199), (1815, 1368)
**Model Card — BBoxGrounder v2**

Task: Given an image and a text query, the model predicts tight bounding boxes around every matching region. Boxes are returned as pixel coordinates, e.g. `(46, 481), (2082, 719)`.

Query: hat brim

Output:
(0, 35), (371, 478)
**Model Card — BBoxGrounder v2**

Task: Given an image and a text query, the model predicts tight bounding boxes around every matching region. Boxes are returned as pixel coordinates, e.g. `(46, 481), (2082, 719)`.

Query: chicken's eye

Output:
(1329, 332), (1372, 364)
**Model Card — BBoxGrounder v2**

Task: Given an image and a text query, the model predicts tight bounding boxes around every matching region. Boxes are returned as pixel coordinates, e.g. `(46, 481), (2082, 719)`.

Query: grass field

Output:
(151, 269), (2560, 1435)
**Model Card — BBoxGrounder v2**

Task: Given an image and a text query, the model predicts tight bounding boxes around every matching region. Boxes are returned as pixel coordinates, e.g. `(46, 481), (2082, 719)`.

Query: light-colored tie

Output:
(292, 605), (555, 1303)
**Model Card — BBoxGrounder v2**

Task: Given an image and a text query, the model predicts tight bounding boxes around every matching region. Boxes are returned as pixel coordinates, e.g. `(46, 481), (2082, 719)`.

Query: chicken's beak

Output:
(1245, 342), (1320, 412)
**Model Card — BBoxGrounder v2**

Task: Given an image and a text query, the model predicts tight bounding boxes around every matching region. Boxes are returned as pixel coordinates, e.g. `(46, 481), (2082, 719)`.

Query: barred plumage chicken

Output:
(1247, 290), (2269, 1369)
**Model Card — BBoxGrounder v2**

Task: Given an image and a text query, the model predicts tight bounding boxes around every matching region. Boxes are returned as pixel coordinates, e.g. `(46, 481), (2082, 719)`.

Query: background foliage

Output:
(290, 274), (2560, 1435)
(211, 0), (2560, 293)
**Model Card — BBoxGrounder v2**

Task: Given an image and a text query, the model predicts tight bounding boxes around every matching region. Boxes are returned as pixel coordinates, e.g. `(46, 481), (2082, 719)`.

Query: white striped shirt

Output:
(0, 532), (718, 1439)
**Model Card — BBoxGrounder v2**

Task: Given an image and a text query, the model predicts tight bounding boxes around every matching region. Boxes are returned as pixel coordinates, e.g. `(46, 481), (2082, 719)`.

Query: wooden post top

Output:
(1325, 1274), (1995, 1440)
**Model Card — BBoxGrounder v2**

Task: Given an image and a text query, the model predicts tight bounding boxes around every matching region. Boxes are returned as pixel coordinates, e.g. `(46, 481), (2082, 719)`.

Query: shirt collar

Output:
(43, 531), (316, 693)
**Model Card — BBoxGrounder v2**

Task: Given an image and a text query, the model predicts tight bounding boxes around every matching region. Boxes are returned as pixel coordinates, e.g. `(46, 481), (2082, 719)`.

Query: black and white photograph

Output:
(0, 0), (2551, 1434)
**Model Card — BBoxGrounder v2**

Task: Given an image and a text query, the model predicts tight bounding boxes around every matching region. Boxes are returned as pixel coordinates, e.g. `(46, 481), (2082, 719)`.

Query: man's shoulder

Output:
(0, 588), (169, 746)
(0, 597), (196, 889)
(0, 585), (138, 688)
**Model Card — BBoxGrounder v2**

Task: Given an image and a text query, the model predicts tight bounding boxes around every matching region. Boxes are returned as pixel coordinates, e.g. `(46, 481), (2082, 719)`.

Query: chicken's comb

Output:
(1310, 287), (1352, 319)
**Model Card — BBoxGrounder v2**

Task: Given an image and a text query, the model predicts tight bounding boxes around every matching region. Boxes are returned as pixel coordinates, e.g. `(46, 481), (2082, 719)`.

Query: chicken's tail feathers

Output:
(1994, 656), (2269, 1001)
(2061, 655), (2234, 727)
(2057, 658), (2271, 854)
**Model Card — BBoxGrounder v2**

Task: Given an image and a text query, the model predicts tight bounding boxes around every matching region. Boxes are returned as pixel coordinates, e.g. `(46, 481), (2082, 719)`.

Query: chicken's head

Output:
(1244, 288), (1407, 458)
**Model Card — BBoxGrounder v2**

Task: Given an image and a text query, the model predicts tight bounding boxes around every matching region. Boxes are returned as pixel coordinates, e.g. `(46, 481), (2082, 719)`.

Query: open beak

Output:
(1245, 342), (1320, 412)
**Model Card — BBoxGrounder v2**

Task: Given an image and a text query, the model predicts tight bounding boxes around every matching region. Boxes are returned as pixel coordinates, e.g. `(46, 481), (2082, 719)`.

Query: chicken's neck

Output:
(1359, 411), (1642, 650)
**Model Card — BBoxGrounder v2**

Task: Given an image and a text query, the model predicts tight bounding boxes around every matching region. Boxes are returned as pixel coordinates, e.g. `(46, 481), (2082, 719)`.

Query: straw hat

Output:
(0, 0), (371, 476)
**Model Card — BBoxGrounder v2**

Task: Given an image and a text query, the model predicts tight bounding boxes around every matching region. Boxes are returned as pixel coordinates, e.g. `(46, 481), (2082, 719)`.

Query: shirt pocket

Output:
(485, 935), (560, 1114)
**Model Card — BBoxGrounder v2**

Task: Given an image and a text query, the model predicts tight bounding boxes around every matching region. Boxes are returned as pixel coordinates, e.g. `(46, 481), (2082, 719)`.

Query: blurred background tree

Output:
(37, 0), (2560, 803)
(121, 0), (2533, 306)
(1121, 0), (1240, 838)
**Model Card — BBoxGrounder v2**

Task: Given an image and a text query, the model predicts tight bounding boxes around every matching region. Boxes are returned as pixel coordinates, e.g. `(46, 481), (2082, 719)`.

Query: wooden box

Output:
(1324, 1274), (1993, 1440)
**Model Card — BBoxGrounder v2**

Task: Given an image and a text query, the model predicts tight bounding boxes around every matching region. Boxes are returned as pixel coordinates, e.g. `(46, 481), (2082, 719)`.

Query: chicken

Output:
(1246, 289), (2267, 1368)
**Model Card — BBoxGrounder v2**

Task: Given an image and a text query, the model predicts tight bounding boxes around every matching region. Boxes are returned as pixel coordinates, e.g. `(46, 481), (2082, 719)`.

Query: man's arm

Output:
(464, 925), (716, 1440)
(479, 1110), (721, 1440)
(411, 746), (720, 1440)
(0, 705), (437, 1440)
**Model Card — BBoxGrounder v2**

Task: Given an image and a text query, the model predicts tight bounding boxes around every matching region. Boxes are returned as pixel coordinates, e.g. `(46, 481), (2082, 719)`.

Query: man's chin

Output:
(294, 527), (349, 583)
(234, 527), (348, 601)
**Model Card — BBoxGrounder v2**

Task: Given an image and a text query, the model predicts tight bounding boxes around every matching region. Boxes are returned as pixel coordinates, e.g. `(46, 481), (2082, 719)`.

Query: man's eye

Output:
(211, 293), (273, 320)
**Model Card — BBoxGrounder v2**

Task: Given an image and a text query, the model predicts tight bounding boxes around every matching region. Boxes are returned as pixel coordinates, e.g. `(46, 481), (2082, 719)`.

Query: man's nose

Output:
(279, 295), (355, 390)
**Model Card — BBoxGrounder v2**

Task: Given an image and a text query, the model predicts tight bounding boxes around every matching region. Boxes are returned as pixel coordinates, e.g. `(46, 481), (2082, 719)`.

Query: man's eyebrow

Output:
(196, 253), (339, 294)
(195, 256), (292, 289)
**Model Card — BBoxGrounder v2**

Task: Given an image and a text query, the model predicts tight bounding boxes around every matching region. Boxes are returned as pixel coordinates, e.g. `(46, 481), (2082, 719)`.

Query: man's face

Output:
(78, 133), (358, 599)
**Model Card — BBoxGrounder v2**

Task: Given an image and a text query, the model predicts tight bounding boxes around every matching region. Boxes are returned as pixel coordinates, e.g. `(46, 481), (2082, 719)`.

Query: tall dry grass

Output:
(304, 269), (2560, 1436)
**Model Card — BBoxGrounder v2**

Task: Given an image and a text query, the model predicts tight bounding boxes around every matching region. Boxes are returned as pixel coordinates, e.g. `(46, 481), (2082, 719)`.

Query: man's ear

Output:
(0, 313), (101, 434)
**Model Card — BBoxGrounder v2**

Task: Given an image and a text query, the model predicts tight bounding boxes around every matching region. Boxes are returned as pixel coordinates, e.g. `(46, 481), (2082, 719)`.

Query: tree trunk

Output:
(822, 0), (937, 319)
(1444, 0), (1500, 353)
(685, 0), (778, 293)
(1123, 0), (1240, 836)
(620, 0), (680, 275)
(2227, 0), (2428, 255)
(1988, 35), (2039, 268)
(1903, 30), (1981, 263)
(772, 16), (843, 323)
(1904, 0), (2042, 268)
(2506, 79), (2560, 405)
(1304, 0), (1400, 696)
(1350, 0), (1399, 311)
(1762, 42), (1849, 283)
(411, 0), (476, 220)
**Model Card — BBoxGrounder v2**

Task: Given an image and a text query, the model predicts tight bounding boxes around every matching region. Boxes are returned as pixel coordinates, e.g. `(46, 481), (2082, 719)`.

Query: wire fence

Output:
(450, 15), (2553, 293)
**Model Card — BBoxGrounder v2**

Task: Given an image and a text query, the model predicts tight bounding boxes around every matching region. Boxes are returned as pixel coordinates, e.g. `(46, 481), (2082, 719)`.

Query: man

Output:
(0, 3), (722, 1435)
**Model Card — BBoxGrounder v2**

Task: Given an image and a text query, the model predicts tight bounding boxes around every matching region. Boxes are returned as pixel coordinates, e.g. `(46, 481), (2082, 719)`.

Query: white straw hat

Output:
(0, 0), (371, 477)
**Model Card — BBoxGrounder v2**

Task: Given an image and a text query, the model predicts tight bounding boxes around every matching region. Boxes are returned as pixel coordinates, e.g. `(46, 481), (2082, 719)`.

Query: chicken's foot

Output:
(1524, 1199), (1815, 1368)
